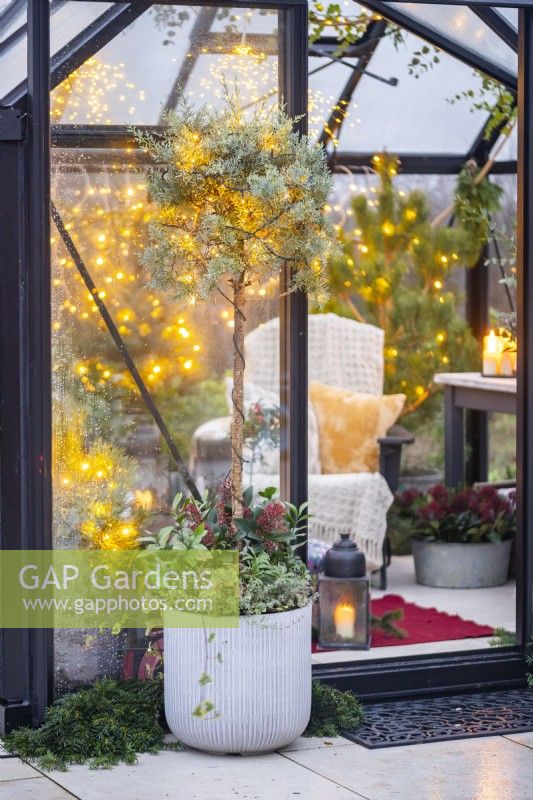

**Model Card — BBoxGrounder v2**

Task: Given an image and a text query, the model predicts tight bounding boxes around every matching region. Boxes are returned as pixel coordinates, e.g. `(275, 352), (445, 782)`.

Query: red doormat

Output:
(313, 593), (494, 651)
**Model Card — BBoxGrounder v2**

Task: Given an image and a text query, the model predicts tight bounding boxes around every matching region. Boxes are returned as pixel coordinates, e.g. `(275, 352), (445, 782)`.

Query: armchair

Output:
(190, 313), (413, 588)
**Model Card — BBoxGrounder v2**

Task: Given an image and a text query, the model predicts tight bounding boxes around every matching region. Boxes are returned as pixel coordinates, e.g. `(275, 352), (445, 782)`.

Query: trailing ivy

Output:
(3, 678), (181, 771)
(304, 681), (364, 737)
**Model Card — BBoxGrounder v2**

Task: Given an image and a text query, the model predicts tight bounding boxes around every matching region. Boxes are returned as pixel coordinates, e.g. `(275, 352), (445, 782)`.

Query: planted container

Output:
(412, 537), (513, 588)
(164, 604), (311, 754)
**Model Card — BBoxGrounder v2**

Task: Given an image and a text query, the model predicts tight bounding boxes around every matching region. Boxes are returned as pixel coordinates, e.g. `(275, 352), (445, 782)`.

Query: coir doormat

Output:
(343, 689), (533, 748)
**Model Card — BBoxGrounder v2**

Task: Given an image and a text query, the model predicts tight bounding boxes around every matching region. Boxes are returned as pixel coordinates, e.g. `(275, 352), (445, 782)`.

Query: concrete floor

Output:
(312, 555), (516, 665)
(1, 732), (532, 800)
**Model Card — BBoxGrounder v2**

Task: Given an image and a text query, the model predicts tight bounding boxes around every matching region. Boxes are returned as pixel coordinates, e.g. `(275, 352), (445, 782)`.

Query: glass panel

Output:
(51, 3), (282, 692)
(496, 125), (517, 162)
(50, 5), (279, 125)
(499, 8), (518, 31)
(183, 8), (279, 113)
(310, 169), (516, 663)
(0, 1), (115, 101)
(386, 3), (517, 75)
(310, 32), (488, 154)
(0, 0), (27, 44)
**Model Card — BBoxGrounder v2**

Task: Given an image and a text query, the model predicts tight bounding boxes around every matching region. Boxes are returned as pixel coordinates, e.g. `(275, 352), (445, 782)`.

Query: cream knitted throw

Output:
(252, 471), (392, 571)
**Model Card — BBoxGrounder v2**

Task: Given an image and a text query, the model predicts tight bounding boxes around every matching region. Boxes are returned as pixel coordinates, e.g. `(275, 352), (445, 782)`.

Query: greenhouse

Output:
(0, 1), (532, 797)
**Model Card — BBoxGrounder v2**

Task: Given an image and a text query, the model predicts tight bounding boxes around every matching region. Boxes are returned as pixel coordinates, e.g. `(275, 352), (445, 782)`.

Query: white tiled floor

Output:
(1, 733), (532, 800)
(0, 558), (521, 799)
(312, 555), (516, 665)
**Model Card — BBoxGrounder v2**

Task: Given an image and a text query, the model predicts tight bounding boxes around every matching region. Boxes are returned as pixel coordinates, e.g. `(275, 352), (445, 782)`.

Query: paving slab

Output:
(0, 758), (41, 782)
(504, 731), (533, 749)
(282, 735), (533, 800)
(279, 736), (355, 752)
(46, 748), (364, 800)
(0, 777), (78, 799)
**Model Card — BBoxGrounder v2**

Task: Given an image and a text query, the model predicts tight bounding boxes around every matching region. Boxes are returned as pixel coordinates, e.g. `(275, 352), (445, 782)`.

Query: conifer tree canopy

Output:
(135, 91), (336, 512)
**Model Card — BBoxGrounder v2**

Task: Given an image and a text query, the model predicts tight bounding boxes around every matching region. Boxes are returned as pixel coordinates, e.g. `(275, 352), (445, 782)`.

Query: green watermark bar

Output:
(0, 550), (239, 629)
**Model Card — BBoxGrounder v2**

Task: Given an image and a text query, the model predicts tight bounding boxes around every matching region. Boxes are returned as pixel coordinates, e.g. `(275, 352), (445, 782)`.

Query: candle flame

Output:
(486, 329), (498, 355)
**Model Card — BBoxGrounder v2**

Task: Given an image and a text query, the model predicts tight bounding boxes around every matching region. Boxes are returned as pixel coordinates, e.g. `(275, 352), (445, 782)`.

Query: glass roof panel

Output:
(0, 0), (26, 44)
(0, 1), (114, 102)
(310, 31), (488, 154)
(50, 5), (279, 126)
(385, 3), (517, 75)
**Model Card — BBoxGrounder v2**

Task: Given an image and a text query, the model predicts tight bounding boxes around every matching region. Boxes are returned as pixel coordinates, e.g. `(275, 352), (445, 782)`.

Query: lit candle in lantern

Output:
(482, 329), (517, 377)
(334, 603), (356, 639)
(482, 330), (500, 376)
(134, 489), (153, 510)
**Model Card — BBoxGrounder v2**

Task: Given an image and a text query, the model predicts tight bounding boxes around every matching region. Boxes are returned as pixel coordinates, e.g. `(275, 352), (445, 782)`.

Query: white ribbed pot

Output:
(164, 603), (312, 754)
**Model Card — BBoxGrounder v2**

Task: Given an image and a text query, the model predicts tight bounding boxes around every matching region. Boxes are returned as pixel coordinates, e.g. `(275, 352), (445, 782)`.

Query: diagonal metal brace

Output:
(51, 201), (202, 502)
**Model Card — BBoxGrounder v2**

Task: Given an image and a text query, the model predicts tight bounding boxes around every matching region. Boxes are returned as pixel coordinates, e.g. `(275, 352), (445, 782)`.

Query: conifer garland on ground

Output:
(3, 678), (179, 771)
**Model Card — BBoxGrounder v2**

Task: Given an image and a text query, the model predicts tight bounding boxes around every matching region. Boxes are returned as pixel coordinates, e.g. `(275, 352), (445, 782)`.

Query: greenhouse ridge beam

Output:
(360, 0), (517, 90)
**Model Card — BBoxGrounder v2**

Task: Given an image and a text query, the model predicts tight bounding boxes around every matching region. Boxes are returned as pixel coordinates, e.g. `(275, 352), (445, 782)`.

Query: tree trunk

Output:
(230, 281), (246, 517)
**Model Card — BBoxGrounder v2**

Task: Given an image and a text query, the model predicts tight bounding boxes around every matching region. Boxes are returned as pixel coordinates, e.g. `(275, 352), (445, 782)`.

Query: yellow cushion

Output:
(309, 382), (406, 474)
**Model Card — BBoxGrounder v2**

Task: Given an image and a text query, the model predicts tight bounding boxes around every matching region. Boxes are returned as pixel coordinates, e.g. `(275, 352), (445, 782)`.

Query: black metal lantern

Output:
(318, 534), (370, 649)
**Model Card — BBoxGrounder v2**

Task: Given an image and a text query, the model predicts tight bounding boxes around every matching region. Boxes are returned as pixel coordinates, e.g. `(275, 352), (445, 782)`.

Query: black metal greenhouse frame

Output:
(0, 0), (532, 731)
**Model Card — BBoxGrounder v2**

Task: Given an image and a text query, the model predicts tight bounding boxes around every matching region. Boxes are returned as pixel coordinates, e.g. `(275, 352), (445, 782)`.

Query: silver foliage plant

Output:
(134, 88), (335, 515)
(239, 551), (316, 616)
